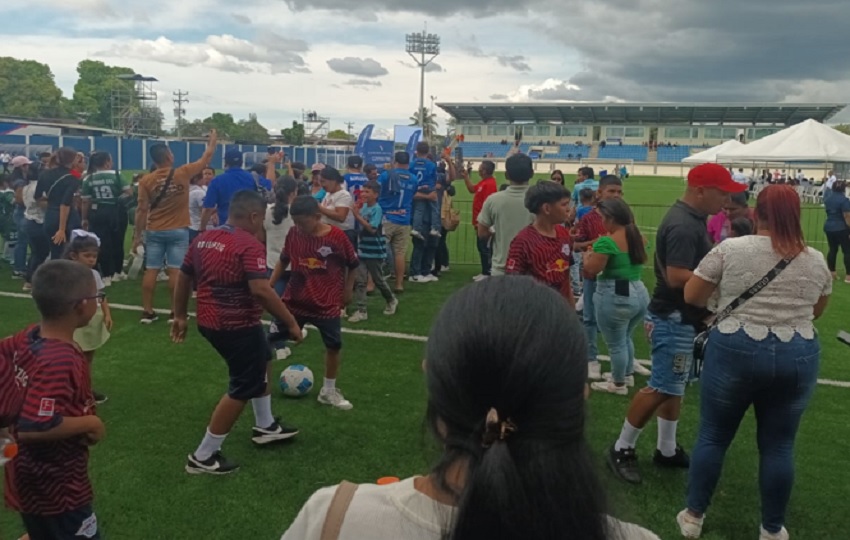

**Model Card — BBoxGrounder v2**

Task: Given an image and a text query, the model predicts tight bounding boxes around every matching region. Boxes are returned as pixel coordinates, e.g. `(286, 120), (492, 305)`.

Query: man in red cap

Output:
(607, 163), (746, 485)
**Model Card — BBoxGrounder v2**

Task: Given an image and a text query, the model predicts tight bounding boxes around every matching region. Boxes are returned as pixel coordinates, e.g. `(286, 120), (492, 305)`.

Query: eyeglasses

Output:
(73, 293), (106, 304)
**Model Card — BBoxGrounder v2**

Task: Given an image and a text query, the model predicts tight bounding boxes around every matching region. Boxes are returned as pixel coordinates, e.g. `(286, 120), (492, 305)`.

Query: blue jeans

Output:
(570, 251), (583, 297)
(13, 207), (28, 273)
(144, 228), (190, 269)
(646, 310), (696, 396)
(409, 235), (437, 277)
(687, 329), (820, 534)
(594, 280), (649, 383)
(583, 278), (599, 362)
(476, 237), (492, 276)
(411, 197), (440, 236)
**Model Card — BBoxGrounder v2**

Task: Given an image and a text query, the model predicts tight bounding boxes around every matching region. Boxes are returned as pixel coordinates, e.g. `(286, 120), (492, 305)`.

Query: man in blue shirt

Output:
(571, 166), (599, 206)
(200, 149), (275, 229)
(343, 155), (367, 203)
(377, 152), (417, 292)
(409, 142), (440, 240)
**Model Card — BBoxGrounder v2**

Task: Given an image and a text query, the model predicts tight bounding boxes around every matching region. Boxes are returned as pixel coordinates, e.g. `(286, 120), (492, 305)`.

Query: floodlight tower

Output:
(405, 26), (440, 134)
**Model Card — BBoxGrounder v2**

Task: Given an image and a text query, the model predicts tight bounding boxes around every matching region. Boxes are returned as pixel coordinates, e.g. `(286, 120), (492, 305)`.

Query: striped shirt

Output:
(357, 204), (386, 259)
(506, 225), (573, 299)
(575, 208), (607, 243)
(2, 326), (95, 515)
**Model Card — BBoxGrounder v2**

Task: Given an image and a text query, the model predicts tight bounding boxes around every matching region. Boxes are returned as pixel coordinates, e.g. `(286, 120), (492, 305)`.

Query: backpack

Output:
(441, 190), (461, 232)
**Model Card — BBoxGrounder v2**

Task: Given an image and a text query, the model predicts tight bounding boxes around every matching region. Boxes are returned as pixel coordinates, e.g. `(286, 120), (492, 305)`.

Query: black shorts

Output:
(200, 325), (272, 400)
(269, 316), (342, 351)
(22, 505), (100, 540)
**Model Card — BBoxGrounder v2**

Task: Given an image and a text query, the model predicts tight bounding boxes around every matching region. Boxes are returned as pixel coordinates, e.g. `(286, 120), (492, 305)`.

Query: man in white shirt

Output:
(1, 152), (10, 173)
(826, 171), (838, 190)
(732, 168), (748, 185)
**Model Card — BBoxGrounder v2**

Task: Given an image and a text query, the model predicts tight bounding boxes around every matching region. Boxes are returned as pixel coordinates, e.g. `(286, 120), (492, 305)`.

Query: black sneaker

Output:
(185, 451), (240, 475)
(252, 418), (299, 445)
(653, 445), (690, 468)
(11, 271), (25, 280)
(93, 391), (108, 405)
(607, 445), (642, 484)
(140, 311), (159, 324)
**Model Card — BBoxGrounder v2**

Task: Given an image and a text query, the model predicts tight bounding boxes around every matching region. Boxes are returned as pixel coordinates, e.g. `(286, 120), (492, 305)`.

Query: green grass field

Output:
(0, 175), (847, 539)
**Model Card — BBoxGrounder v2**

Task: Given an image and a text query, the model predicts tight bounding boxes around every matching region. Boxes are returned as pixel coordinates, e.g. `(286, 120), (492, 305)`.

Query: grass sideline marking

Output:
(1, 291), (848, 389)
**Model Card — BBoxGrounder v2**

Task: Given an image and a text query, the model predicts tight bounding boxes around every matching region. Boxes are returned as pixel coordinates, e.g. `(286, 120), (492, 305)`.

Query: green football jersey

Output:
(81, 171), (125, 206)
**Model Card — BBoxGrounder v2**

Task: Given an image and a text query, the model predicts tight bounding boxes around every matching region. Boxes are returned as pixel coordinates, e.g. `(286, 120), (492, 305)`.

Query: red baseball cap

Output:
(687, 163), (747, 193)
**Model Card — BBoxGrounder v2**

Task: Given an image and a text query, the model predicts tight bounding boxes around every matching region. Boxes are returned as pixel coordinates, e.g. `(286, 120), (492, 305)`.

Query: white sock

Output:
(251, 395), (275, 429)
(657, 418), (678, 457)
(194, 429), (227, 461)
(615, 419), (643, 451)
(324, 377), (336, 391)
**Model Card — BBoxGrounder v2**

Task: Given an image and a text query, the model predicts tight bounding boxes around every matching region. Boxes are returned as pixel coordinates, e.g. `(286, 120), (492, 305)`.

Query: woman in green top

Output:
(81, 151), (132, 285)
(583, 199), (649, 395)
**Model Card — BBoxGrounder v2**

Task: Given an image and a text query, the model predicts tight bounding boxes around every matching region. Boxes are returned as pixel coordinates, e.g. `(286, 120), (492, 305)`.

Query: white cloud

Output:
(327, 57), (389, 78)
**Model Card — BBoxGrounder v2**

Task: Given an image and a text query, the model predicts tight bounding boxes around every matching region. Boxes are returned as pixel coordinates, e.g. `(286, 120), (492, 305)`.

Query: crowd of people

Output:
(0, 132), (840, 540)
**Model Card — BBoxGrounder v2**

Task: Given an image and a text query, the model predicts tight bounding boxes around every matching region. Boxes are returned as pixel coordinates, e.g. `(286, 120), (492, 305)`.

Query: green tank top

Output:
(593, 236), (643, 281)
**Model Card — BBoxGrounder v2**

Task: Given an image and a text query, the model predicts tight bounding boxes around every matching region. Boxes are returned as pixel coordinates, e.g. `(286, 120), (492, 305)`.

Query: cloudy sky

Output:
(3, 0), (850, 136)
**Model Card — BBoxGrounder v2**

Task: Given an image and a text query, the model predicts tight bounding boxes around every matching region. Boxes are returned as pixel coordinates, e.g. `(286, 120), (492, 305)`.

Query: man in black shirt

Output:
(607, 163), (747, 485)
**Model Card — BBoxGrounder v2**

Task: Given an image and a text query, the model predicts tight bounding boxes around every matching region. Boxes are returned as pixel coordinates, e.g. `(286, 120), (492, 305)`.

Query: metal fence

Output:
(443, 202), (832, 266)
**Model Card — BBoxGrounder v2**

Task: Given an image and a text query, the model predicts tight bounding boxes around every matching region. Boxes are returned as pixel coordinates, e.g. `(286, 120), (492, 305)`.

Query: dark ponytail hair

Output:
(597, 198), (646, 265)
(272, 176), (299, 225)
(320, 165), (344, 184)
(425, 277), (609, 540)
(87, 151), (111, 175)
(63, 234), (100, 260)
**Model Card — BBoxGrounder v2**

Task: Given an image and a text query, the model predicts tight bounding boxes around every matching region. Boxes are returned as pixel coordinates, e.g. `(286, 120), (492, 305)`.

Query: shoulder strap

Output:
(46, 173), (75, 199)
(320, 481), (359, 540)
(713, 255), (795, 325)
(149, 168), (175, 211)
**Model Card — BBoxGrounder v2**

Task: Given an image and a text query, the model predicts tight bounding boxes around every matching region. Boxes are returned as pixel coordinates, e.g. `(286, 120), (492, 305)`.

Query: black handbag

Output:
(692, 255), (795, 377)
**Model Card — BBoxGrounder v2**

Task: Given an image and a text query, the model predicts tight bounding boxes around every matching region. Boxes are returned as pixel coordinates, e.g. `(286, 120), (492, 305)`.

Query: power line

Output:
(173, 90), (189, 137)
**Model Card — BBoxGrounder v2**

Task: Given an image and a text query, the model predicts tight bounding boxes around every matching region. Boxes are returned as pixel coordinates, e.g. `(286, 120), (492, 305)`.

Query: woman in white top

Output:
(188, 167), (215, 242)
(678, 185), (832, 540)
(282, 277), (660, 540)
(21, 170), (48, 291)
(318, 166), (356, 246)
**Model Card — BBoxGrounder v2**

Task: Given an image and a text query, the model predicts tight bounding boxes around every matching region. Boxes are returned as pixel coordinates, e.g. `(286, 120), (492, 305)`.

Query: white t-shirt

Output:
(732, 171), (748, 185)
(188, 185), (206, 232)
(694, 235), (832, 342)
(321, 189), (355, 231)
(826, 175), (838, 189)
(264, 204), (294, 270)
(282, 478), (659, 540)
(22, 181), (44, 224)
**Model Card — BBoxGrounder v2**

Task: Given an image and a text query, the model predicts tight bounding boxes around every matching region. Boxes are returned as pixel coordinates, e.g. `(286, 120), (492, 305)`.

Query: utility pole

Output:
(345, 122), (355, 140)
(173, 90), (189, 138)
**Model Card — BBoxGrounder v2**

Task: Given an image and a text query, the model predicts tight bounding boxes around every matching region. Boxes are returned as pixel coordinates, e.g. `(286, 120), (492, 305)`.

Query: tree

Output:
(0, 57), (69, 118)
(72, 60), (136, 128)
(328, 129), (354, 141)
(834, 124), (850, 136)
(409, 107), (439, 141)
(281, 121), (305, 145)
(235, 113), (271, 144)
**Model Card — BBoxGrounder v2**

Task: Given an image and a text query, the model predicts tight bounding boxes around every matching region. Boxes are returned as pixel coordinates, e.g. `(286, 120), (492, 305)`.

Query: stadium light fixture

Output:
(405, 27), (441, 137)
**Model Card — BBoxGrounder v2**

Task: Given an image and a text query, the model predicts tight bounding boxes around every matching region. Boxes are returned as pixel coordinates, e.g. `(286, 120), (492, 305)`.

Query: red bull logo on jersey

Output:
(546, 259), (569, 274)
(301, 258), (327, 271)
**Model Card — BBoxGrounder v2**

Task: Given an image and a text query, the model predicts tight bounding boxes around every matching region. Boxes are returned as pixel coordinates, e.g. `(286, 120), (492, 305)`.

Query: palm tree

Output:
(409, 107), (439, 140)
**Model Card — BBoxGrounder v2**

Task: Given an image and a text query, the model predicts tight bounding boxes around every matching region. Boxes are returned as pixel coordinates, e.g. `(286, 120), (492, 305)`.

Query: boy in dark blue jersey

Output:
(348, 181), (398, 322)
(343, 155), (368, 204)
(409, 142), (441, 240)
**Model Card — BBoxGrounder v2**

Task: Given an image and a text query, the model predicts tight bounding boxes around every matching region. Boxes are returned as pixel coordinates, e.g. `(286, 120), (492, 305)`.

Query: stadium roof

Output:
(436, 102), (846, 126)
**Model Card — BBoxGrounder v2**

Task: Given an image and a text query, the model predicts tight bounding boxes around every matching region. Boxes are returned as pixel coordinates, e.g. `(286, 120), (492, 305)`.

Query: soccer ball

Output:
(279, 365), (314, 397)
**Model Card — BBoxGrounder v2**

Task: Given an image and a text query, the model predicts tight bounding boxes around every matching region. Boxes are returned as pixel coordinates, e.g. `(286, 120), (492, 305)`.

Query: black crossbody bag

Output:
(149, 168), (175, 211)
(692, 255), (795, 377)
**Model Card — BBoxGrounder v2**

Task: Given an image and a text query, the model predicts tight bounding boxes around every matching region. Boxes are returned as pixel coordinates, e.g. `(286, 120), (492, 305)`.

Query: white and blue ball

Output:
(279, 365), (314, 397)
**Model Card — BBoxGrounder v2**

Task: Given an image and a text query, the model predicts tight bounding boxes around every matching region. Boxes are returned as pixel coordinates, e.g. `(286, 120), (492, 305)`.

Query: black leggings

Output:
(825, 229), (850, 273)
(89, 207), (124, 278)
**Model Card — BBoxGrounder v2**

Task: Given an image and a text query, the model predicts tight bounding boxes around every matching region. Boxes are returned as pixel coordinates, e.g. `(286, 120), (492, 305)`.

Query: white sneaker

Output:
(472, 274), (489, 282)
(759, 526), (789, 540)
(587, 361), (603, 380)
(348, 311), (368, 323)
(384, 298), (399, 315)
(409, 275), (426, 283)
(440, 266), (450, 273)
(590, 381), (628, 395)
(603, 373), (635, 387)
(429, 230), (442, 237)
(677, 509), (704, 539)
(340, 308), (347, 318)
(633, 362), (652, 376)
(102, 276), (112, 287)
(157, 271), (169, 282)
(301, 328), (308, 341)
(275, 347), (292, 361)
(575, 295), (585, 312)
(423, 275), (439, 283)
(410, 230), (425, 241)
(111, 273), (125, 282)
(318, 388), (353, 410)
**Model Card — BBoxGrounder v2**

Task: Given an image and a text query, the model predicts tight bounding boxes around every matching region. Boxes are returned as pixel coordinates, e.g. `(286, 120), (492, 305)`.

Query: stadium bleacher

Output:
(458, 142), (590, 160)
(597, 145), (648, 161)
(657, 145), (700, 163)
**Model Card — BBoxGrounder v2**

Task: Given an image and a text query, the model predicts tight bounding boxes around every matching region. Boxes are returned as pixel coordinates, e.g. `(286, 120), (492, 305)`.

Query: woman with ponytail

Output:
(265, 176), (300, 359)
(281, 277), (659, 540)
(583, 198), (649, 395)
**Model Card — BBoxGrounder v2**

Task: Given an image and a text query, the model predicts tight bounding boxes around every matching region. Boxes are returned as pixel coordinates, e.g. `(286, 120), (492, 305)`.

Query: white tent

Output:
(681, 140), (744, 164)
(717, 119), (850, 162)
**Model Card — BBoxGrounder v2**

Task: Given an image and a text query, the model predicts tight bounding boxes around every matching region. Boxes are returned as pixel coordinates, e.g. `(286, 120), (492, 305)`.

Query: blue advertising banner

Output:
(364, 140), (394, 167)
(405, 129), (422, 157)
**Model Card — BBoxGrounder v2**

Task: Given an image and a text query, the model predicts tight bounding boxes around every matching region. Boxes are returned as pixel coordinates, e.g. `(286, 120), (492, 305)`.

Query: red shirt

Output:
(472, 177), (498, 227)
(0, 334), (24, 429)
(181, 225), (269, 331)
(2, 326), (95, 515)
(576, 209), (607, 244)
(506, 225), (573, 298)
(281, 226), (359, 319)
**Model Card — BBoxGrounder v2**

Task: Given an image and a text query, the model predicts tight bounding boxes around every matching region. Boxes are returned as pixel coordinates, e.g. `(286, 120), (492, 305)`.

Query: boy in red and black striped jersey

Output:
(269, 196), (359, 411)
(0, 260), (106, 539)
(172, 190), (303, 476)
(506, 181), (576, 306)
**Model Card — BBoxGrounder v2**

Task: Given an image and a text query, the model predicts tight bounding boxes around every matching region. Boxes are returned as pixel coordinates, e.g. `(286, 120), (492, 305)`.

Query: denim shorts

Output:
(145, 228), (190, 269)
(646, 310), (696, 397)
